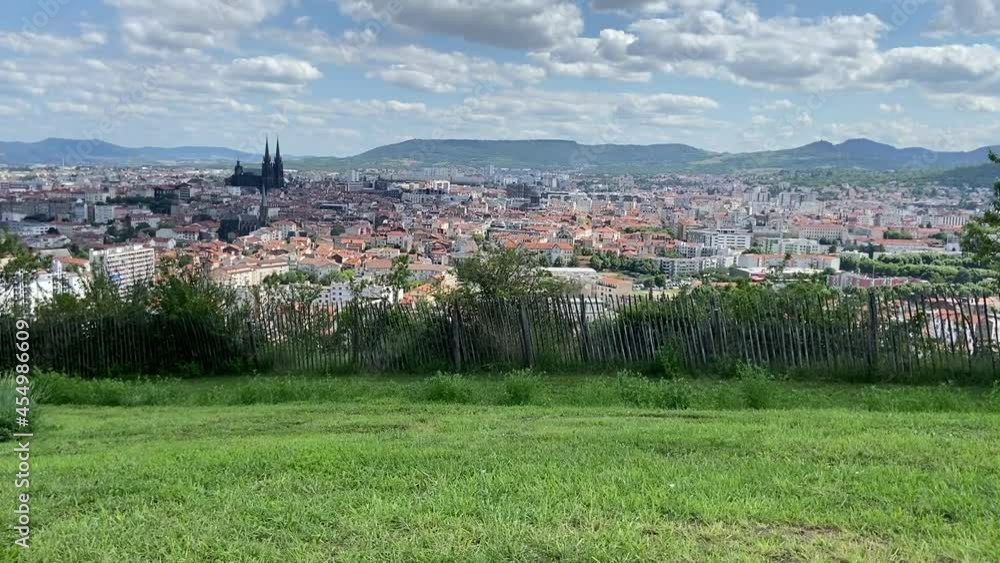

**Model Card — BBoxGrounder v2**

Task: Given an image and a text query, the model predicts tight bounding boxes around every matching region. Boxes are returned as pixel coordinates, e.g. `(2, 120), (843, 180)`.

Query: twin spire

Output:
(263, 136), (282, 164)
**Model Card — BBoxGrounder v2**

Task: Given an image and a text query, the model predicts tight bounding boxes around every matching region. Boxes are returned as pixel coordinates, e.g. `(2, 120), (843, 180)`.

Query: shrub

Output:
(421, 373), (473, 403)
(657, 345), (686, 379)
(736, 362), (776, 410)
(658, 379), (693, 410)
(615, 370), (691, 410)
(615, 370), (654, 407)
(502, 369), (544, 405)
(0, 371), (49, 441)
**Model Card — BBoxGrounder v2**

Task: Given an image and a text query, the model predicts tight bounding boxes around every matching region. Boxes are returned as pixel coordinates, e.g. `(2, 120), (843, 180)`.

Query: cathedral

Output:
(228, 137), (285, 191)
(226, 137), (285, 226)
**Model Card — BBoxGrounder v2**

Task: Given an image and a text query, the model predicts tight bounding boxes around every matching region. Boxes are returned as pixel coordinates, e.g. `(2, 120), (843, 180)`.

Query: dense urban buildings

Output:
(0, 151), (989, 311)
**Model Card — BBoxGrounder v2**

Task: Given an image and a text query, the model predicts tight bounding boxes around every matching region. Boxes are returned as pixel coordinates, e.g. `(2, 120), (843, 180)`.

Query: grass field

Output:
(4, 375), (1000, 562)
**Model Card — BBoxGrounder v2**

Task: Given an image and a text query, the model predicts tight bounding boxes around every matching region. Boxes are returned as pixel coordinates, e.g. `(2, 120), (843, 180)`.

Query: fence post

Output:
(868, 289), (878, 375)
(579, 296), (591, 364)
(451, 303), (463, 372)
(519, 299), (535, 368)
(350, 302), (361, 372)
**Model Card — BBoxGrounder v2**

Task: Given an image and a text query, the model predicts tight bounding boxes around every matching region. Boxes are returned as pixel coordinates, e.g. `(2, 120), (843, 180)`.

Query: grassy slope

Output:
(6, 394), (1000, 561)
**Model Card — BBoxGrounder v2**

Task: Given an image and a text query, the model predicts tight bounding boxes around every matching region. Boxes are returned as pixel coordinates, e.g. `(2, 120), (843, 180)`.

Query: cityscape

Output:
(0, 134), (991, 311)
(3, 0), (1000, 561)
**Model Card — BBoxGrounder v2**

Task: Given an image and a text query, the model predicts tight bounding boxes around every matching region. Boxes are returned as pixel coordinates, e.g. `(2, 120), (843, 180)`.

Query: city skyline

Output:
(2, 1), (1000, 157)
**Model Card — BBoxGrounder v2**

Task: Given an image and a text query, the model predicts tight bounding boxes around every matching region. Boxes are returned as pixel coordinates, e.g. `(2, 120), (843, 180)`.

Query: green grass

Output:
(31, 370), (1000, 413)
(4, 375), (1000, 561)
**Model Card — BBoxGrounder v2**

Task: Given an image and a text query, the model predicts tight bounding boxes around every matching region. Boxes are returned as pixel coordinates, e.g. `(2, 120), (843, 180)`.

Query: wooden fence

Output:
(2, 287), (999, 383)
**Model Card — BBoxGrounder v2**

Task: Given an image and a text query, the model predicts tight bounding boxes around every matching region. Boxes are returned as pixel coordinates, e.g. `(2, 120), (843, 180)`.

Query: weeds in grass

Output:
(0, 371), (49, 441)
(502, 369), (544, 405)
(615, 370), (692, 410)
(736, 362), (778, 410)
(421, 373), (474, 403)
(30, 370), (1000, 414)
(657, 345), (686, 379)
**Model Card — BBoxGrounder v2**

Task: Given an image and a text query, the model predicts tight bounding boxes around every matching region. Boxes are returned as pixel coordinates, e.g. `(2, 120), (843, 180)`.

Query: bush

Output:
(615, 370), (654, 407)
(502, 369), (544, 405)
(657, 345), (686, 379)
(421, 373), (473, 403)
(736, 362), (777, 410)
(615, 370), (691, 410)
(0, 371), (49, 441)
(658, 379), (693, 410)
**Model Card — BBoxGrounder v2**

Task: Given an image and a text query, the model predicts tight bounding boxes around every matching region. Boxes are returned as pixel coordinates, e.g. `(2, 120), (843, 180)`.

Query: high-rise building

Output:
(90, 244), (156, 290)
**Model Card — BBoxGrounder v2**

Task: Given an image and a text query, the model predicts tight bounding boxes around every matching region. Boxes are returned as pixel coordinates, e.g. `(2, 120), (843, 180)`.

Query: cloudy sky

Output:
(2, 0), (1000, 156)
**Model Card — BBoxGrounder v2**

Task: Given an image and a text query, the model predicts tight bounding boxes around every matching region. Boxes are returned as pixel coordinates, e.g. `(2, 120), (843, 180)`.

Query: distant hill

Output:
(1, 137), (995, 179)
(296, 139), (714, 172)
(294, 138), (995, 174)
(691, 139), (993, 173)
(0, 138), (256, 166)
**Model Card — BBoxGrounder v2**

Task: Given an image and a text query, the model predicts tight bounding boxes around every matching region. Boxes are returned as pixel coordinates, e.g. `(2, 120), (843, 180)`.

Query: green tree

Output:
(380, 255), (415, 299)
(962, 151), (1000, 270)
(454, 248), (573, 298)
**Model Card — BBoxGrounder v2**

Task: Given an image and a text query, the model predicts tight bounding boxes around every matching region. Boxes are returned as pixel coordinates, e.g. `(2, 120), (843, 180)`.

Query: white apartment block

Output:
(687, 229), (752, 250)
(762, 237), (823, 255)
(314, 283), (399, 308)
(794, 223), (849, 242)
(92, 204), (117, 224)
(89, 244), (156, 290)
(658, 256), (732, 279)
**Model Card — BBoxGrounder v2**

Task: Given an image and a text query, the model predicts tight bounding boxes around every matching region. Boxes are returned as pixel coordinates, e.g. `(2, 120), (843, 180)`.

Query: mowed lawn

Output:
(6, 401), (1000, 562)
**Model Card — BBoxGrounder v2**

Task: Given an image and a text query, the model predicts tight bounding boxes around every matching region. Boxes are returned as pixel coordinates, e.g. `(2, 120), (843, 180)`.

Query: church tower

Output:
(274, 137), (285, 190)
(260, 137), (272, 225)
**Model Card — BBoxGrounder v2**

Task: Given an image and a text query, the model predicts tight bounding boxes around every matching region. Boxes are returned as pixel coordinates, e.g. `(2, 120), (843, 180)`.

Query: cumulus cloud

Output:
(337, 0), (584, 50)
(591, 0), (725, 15)
(929, 0), (1000, 36)
(106, 0), (291, 55)
(537, 3), (889, 89)
(863, 44), (1000, 93)
(0, 100), (32, 117)
(228, 55), (323, 84)
(0, 31), (106, 55)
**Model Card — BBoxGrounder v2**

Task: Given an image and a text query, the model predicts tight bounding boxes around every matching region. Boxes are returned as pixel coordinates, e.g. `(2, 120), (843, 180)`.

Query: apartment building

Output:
(761, 237), (823, 255)
(687, 229), (752, 250)
(89, 243), (156, 290)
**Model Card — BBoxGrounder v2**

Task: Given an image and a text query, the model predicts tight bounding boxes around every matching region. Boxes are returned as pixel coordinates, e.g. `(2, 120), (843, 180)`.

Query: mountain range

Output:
(1, 137), (996, 177)
(0, 138), (256, 167)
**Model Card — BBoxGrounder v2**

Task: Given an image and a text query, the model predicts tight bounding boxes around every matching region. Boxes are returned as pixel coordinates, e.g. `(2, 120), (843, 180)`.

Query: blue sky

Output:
(1, 0), (999, 157)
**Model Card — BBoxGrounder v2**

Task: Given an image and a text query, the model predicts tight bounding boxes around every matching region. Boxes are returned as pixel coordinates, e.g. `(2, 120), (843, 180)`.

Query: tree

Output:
(454, 248), (573, 299)
(379, 255), (415, 301)
(962, 151), (1000, 270)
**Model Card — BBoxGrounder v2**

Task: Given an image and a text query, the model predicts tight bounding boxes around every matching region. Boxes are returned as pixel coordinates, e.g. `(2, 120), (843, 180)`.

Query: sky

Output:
(1, 0), (999, 157)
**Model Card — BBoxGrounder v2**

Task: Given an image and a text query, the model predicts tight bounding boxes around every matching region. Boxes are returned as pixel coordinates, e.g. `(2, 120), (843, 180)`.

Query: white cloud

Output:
(591, 0), (725, 15)
(538, 3), (889, 90)
(929, 0), (1000, 36)
(751, 99), (795, 111)
(0, 100), (31, 117)
(337, 0), (584, 50)
(228, 55), (323, 84)
(46, 101), (100, 115)
(929, 93), (1000, 113)
(106, 0), (291, 55)
(0, 31), (105, 55)
(879, 103), (904, 114)
(364, 45), (546, 93)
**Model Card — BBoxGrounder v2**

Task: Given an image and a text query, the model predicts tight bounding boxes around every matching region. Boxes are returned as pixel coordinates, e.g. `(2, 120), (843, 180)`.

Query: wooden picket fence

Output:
(3, 287), (999, 384)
